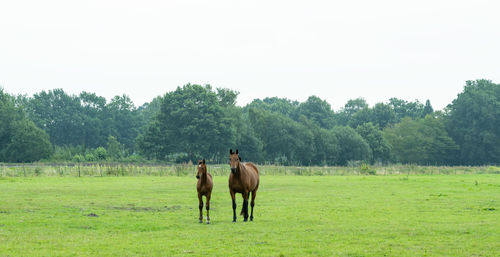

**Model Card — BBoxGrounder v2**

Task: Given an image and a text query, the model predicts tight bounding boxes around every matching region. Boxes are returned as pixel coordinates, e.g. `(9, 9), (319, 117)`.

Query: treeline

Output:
(0, 79), (498, 165)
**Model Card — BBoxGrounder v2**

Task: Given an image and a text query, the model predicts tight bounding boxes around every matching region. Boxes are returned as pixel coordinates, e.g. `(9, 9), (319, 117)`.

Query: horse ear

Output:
(230, 149), (233, 154)
(239, 156), (241, 161)
(202, 159), (205, 164)
(236, 149), (239, 154)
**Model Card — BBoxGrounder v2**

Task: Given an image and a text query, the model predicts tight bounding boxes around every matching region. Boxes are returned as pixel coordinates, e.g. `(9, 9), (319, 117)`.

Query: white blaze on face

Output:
(198, 165), (201, 168)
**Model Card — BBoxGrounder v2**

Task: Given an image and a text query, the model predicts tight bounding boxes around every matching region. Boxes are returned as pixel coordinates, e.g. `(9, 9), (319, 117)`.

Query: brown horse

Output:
(228, 149), (259, 222)
(196, 159), (213, 224)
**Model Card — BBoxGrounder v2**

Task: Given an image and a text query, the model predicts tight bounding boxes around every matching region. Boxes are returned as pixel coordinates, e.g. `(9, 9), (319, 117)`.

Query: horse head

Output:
(196, 159), (206, 179)
(229, 149), (242, 174)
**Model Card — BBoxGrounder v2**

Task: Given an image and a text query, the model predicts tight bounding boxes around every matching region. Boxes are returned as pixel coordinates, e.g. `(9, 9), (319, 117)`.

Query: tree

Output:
(26, 89), (84, 146)
(294, 96), (336, 129)
(216, 88), (239, 107)
(388, 98), (425, 121)
(371, 103), (397, 128)
(300, 118), (339, 166)
(106, 94), (141, 150)
(95, 147), (107, 161)
(138, 84), (237, 162)
(445, 79), (500, 165)
(336, 98), (368, 126)
(248, 108), (314, 165)
(356, 122), (391, 164)
(330, 126), (371, 165)
(137, 95), (163, 131)
(244, 97), (299, 118)
(421, 100), (434, 117)
(348, 107), (373, 128)
(0, 89), (52, 162)
(106, 135), (124, 160)
(79, 91), (109, 148)
(3, 119), (52, 163)
(383, 116), (457, 165)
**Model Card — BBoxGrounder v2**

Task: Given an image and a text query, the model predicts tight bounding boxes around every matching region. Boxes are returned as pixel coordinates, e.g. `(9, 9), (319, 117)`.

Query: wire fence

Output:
(1, 163), (499, 177)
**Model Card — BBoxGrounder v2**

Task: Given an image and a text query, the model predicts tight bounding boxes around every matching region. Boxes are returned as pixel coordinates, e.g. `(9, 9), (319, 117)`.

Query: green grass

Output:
(1, 174), (499, 256)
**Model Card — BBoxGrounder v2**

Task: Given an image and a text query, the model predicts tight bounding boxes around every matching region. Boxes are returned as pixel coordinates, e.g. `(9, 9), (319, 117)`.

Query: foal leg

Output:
(250, 190), (256, 221)
(230, 190), (237, 222)
(242, 191), (249, 222)
(206, 192), (211, 224)
(198, 193), (203, 223)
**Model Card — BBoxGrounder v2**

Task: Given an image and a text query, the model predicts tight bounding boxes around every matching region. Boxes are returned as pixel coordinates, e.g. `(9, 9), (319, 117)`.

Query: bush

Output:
(360, 163), (376, 175)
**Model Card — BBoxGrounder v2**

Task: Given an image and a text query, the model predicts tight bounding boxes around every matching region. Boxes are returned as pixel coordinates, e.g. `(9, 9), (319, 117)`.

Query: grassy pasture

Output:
(1, 173), (499, 256)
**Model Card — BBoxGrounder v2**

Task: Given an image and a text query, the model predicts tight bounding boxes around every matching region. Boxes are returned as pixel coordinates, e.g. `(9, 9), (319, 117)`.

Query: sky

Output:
(1, 0), (499, 111)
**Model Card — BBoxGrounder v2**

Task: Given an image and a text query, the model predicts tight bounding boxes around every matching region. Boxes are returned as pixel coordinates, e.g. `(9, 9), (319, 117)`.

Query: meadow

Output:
(1, 166), (500, 256)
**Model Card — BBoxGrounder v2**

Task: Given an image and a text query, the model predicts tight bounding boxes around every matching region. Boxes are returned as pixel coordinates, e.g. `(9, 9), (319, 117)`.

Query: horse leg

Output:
(250, 190), (256, 221)
(198, 193), (203, 223)
(206, 192), (211, 224)
(230, 190), (237, 222)
(242, 191), (249, 222)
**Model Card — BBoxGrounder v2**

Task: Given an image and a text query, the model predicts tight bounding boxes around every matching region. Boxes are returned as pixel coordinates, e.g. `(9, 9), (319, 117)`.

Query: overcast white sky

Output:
(1, 0), (499, 110)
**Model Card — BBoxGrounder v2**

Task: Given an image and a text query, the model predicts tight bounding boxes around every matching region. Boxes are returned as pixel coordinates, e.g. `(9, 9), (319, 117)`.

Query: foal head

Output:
(229, 149), (241, 174)
(196, 159), (206, 179)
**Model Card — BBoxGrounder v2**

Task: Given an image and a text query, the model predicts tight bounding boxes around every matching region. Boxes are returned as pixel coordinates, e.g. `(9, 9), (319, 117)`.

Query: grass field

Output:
(1, 174), (499, 256)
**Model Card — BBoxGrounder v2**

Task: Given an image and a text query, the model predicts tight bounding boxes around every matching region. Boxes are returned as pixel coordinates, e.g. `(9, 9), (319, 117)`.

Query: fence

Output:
(1, 163), (499, 177)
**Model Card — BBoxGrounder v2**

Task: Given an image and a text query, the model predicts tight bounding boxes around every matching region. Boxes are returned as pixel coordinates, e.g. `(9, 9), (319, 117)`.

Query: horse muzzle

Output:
(196, 175), (200, 179)
(231, 168), (236, 174)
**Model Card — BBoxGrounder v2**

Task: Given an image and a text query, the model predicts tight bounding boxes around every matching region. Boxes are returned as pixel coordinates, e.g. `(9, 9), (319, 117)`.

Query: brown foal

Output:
(196, 159), (213, 224)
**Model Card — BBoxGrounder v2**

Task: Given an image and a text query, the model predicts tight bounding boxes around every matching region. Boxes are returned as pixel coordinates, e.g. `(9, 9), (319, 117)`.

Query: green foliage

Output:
(25, 89), (143, 151)
(137, 95), (163, 130)
(85, 153), (96, 162)
(360, 163), (376, 175)
(349, 103), (397, 129)
(446, 79), (500, 165)
(248, 108), (314, 165)
(422, 99), (434, 117)
(72, 154), (85, 163)
(244, 97), (299, 117)
(107, 95), (141, 150)
(331, 126), (371, 165)
(106, 135), (125, 160)
(384, 116), (458, 165)
(95, 147), (107, 161)
(335, 98), (368, 126)
(3, 119), (52, 162)
(138, 84), (237, 162)
(2, 79), (498, 166)
(356, 122), (391, 164)
(0, 89), (52, 162)
(294, 95), (336, 129)
(388, 98), (427, 120)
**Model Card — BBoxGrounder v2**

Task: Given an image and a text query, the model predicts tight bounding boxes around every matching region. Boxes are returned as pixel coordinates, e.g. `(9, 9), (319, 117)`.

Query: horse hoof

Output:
(232, 220), (236, 222)
(199, 220), (203, 223)
(243, 219), (248, 222)
(206, 221), (210, 224)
